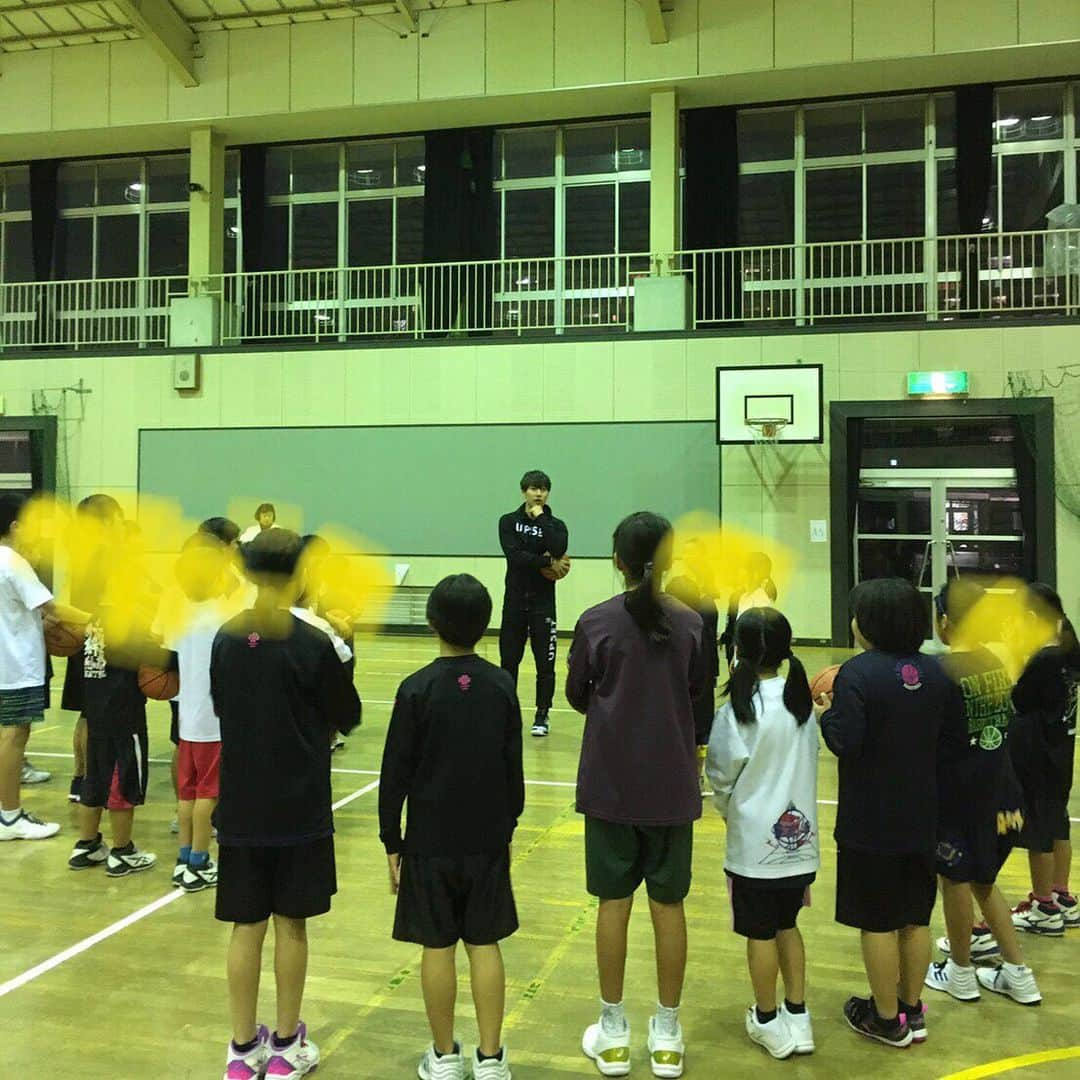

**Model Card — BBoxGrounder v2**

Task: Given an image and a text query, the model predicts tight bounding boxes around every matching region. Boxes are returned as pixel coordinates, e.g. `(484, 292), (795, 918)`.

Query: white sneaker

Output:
(182, 860), (218, 893)
(647, 1016), (684, 1078)
(937, 927), (1001, 961)
(976, 963), (1042, 1006)
(0, 810), (60, 840)
(778, 1003), (814, 1053)
(745, 1007), (796, 1060)
(265, 1024), (319, 1079)
(105, 846), (157, 877)
(223, 1024), (270, 1080)
(68, 835), (108, 870)
(472, 1047), (511, 1080)
(583, 1021), (631, 1076)
(21, 761), (51, 784)
(417, 1043), (465, 1080)
(1012, 895), (1065, 936)
(172, 859), (187, 887)
(170, 817), (179, 835)
(1055, 891), (1080, 928)
(925, 959), (980, 1002)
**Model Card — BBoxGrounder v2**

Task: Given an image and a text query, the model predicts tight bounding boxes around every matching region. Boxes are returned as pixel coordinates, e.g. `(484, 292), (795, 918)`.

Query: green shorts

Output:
(0, 686), (46, 727)
(584, 817), (693, 904)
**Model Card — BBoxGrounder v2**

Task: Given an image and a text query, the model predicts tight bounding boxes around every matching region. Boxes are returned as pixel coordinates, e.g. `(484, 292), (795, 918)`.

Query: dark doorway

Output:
(0, 416), (57, 496)
(829, 398), (1055, 646)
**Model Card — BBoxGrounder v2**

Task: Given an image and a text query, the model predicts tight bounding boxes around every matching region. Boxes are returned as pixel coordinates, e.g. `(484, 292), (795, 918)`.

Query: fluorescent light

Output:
(128, 181), (143, 191)
(1030, 115), (1053, 122)
(994, 117), (1020, 128)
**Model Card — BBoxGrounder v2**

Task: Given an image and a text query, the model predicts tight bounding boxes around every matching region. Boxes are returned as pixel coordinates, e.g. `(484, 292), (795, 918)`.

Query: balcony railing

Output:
(0, 229), (1076, 353)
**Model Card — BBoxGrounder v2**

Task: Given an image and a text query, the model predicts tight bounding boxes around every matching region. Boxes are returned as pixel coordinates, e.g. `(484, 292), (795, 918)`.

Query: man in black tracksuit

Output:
(498, 470), (569, 737)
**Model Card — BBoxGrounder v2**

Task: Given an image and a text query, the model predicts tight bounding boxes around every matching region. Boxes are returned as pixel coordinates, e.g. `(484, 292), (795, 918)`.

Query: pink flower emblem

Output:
(899, 662), (922, 691)
(457, 674), (472, 692)
(247, 632), (261, 649)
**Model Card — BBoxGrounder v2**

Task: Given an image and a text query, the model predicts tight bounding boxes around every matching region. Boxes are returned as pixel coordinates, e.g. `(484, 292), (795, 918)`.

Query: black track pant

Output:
(499, 604), (557, 713)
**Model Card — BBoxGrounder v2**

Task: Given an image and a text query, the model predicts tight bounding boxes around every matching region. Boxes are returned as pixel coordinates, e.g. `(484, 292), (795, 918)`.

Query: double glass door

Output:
(855, 467), (1024, 641)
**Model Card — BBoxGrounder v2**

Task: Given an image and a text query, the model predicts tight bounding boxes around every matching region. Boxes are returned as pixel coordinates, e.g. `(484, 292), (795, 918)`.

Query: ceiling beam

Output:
(638, 0), (669, 44)
(393, 0), (417, 32)
(111, 0), (198, 87)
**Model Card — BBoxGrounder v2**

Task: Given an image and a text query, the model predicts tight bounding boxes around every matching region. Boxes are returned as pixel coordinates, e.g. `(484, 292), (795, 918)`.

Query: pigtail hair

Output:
(783, 651), (813, 726)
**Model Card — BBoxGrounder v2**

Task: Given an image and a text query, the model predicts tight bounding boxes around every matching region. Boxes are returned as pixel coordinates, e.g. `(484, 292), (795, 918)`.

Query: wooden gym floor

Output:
(2, 638), (1077, 1080)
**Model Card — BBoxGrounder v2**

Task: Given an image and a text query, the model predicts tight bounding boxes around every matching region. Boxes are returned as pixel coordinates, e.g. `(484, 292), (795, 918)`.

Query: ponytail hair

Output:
(613, 511), (673, 647)
(724, 607), (812, 726)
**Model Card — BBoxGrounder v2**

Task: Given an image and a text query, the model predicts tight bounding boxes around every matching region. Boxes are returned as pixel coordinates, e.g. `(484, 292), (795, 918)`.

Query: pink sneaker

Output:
(224, 1025), (270, 1080)
(266, 1023), (320, 1079)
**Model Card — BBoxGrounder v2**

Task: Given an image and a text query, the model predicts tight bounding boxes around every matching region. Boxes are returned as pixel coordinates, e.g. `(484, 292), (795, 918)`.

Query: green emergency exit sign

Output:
(907, 370), (969, 396)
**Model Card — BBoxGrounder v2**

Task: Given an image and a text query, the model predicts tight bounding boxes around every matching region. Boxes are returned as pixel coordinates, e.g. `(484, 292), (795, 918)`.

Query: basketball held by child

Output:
(809, 664), (841, 704)
(44, 620), (85, 658)
(138, 664), (180, 701)
(540, 555), (571, 582)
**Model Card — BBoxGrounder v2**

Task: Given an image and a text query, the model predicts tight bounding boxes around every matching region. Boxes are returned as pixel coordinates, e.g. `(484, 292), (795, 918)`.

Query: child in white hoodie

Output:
(706, 607), (819, 1061)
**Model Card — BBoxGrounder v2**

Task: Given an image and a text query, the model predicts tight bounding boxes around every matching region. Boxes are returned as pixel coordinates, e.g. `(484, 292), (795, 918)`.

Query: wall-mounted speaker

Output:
(172, 354), (201, 391)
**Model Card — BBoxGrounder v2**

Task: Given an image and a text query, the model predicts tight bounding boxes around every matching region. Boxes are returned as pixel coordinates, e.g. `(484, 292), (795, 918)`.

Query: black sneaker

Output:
(68, 834), (107, 870)
(68, 776), (83, 804)
(843, 996), (912, 1048)
(181, 860), (218, 893)
(330, 736), (346, 753)
(531, 711), (550, 737)
(903, 1001), (927, 1043)
(105, 846), (157, 877)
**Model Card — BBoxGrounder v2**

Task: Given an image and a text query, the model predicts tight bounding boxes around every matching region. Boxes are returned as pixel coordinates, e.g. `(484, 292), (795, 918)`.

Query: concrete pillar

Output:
(649, 89), (680, 268)
(187, 127), (225, 288)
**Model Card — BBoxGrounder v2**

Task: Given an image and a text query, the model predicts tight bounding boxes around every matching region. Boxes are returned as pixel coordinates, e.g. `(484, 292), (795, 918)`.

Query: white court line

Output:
(0, 778), (380, 1001)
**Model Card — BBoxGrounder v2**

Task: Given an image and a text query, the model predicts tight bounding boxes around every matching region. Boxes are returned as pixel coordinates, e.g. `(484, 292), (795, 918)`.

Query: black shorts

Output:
(215, 838), (337, 924)
(937, 810), (1022, 885)
(693, 683), (716, 746)
(60, 650), (85, 713)
(393, 851), (518, 949)
(836, 847), (937, 933)
(168, 700), (179, 746)
(728, 872), (814, 940)
(1017, 797), (1070, 854)
(81, 732), (149, 810)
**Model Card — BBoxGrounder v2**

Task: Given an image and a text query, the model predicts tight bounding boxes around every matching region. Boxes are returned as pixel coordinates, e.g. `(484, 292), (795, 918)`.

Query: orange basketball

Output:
(138, 665), (180, 701)
(540, 556), (571, 582)
(809, 664), (842, 704)
(45, 621), (85, 658)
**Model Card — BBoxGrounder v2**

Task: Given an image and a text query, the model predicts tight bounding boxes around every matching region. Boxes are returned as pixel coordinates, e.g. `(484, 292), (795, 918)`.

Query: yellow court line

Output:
(939, 1046), (1080, 1079)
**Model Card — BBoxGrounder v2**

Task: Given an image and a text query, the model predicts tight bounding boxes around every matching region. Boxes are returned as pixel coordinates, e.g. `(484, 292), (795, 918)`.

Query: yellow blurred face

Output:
(258, 511), (275, 529)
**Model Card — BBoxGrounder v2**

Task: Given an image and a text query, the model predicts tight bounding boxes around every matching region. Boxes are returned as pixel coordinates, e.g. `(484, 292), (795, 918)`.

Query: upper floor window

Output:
(0, 166), (32, 284)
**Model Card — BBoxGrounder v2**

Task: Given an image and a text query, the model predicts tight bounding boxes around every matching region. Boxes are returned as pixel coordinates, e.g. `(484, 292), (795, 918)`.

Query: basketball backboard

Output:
(715, 364), (824, 444)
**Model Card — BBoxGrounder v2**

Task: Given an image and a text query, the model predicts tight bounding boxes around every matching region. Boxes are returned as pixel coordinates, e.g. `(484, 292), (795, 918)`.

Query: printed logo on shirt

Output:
(936, 838), (963, 868)
(83, 621), (106, 680)
(515, 522), (543, 538)
(457, 674), (472, 692)
(996, 808), (1024, 836)
(759, 804), (816, 866)
(978, 724), (1004, 751)
(247, 632), (261, 649)
(897, 661), (922, 692)
(957, 665), (1012, 750)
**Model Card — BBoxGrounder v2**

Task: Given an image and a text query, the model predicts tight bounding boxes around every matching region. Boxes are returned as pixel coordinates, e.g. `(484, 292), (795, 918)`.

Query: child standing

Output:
(706, 608), (818, 1060)
(819, 578), (961, 1048)
(926, 580), (1041, 1006)
(379, 574), (523, 1080)
(1009, 585), (1080, 935)
(568, 511), (705, 1079)
(211, 530), (361, 1080)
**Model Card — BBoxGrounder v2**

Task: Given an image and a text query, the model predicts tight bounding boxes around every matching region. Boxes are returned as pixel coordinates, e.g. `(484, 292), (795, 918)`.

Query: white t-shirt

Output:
(737, 586), (775, 618)
(167, 599), (228, 742)
(239, 523), (279, 544)
(0, 545), (53, 690)
(290, 606), (353, 664)
(706, 676), (820, 880)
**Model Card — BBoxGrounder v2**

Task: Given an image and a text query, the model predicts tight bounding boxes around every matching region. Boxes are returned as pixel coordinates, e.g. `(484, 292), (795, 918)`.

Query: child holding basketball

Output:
(211, 529), (361, 1080)
(819, 578), (961, 1048)
(568, 511), (705, 1079)
(1009, 585), (1080, 935)
(706, 607), (818, 1060)
(379, 574), (523, 1080)
(925, 579), (1041, 1007)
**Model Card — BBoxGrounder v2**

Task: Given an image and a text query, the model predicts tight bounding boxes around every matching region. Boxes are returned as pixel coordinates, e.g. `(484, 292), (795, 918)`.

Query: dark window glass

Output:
(565, 126), (616, 176)
(55, 218), (92, 279)
(503, 189), (555, 258)
(225, 152), (240, 199)
(348, 199), (393, 265)
(997, 84), (1064, 143)
(502, 129), (556, 179)
(868, 162), (925, 238)
(865, 98), (925, 153)
(805, 104), (861, 157)
(96, 215), (139, 277)
(1002, 152), (1064, 231)
(58, 164), (95, 209)
(616, 122), (650, 172)
(265, 149), (291, 196)
(565, 184), (615, 255)
(291, 202), (338, 268)
(224, 208), (239, 274)
(148, 156), (190, 203)
(292, 145), (339, 195)
(397, 139), (425, 186)
(618, 181), (650, 253)
(3, 220), (34, 282)
(396, 197), (424, 263)
(806, 167), (861, 242)
(264, 204), (289, 269)
(147, 212), (189, 277)
(739, 110), (794, 162)
(347, 142), (395, 190)
(934, 93), (956, 149)
(98, 160), (142, 206)
(738, 172), (795, 245)
(4, 167), (30, 212)
(936, 160), (959, 235)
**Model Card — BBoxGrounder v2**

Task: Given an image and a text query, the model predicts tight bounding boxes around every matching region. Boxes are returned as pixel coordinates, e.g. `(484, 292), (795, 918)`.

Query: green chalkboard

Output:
(137, 423), (718, 557)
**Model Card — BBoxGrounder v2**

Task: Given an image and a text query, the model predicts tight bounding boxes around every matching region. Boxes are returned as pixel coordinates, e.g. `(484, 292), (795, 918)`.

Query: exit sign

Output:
(907, 370), (969, 396)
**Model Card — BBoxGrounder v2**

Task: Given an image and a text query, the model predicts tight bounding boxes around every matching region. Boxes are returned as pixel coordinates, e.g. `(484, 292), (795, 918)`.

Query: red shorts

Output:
(177, 739), (221, 801)
(108, 765), (134, 811)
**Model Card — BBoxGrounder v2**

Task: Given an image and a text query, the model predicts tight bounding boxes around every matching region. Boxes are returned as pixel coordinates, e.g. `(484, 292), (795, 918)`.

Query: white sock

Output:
(1002, 960), (1028, 975)
(654, 1002), (680, 1037)
(0, 806), (22, 825)
(600, 999), (628, 1035)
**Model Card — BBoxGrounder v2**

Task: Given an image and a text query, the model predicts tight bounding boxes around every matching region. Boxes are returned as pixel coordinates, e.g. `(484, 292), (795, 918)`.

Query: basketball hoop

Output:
(747, 418), (789, 444)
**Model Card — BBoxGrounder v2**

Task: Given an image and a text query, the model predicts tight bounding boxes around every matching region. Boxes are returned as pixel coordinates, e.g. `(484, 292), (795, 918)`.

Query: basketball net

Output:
(745, 419), (790, 507)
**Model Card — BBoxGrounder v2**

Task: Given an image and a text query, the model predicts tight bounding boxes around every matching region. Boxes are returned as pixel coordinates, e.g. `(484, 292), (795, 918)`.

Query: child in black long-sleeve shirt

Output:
(818, 578), (963, 1050)
(380, 574), (524, 1080)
